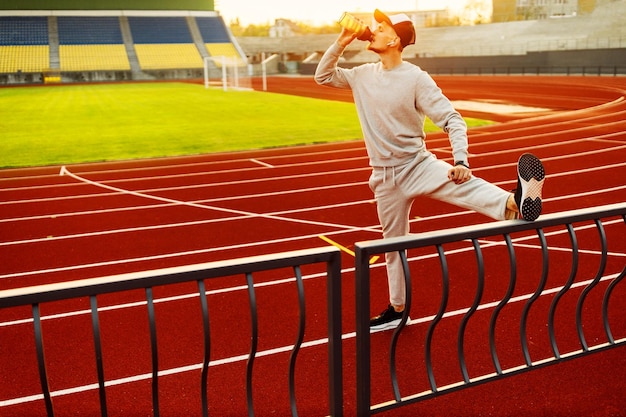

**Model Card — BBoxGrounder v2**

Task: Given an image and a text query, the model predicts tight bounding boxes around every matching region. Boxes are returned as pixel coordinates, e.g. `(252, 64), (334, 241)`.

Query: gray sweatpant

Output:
(368, 152), (510, 306)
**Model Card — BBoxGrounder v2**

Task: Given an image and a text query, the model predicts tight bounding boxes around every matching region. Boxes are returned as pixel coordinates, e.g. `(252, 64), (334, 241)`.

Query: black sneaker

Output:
(370, 304), (408, 331)
(514, 153), (545, 221)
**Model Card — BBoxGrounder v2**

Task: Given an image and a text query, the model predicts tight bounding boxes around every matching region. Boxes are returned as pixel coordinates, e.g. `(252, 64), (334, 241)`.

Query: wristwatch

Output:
(455, 161), (470, 169)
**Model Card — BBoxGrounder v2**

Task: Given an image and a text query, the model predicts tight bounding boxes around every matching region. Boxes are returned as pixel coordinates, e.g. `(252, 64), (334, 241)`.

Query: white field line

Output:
(2, 135), (625, 199)
(1, 155), (624, 228)
(0, 146), (624, 230)
(0, 165), (371, 206)
(58, 166), (382, 233)
(0, 177), (373, 225)
(1, 182), (624, 280)
(249, 158), (275, 168)
(0, 142), (369, 185)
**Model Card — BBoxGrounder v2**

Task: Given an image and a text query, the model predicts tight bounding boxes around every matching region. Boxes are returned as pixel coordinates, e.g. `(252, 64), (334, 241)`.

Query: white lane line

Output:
(2, 135), (624, 198)
(59, 166), (380, 234)
(1, 183), (624, 279)
(0, 154), (368, 194)
(250, 158), (275, 168)
(0, 127), (626, 197)
(0, 181), (372, 225)
(0, 197), (376, 247)
(2, 177), (624, 249)
(0, 165), (371, 206)
(1, 153), (624, 224)
(0, 229), (336, 280)
(0, 142), (368, 184)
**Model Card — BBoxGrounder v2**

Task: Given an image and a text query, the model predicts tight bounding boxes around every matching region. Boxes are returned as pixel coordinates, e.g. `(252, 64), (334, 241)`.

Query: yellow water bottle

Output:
(338, 12), (372, 41)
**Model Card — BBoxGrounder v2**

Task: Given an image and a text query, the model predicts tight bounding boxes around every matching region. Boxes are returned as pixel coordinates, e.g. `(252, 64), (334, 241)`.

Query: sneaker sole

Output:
(370, 316), (410, 332)
(517, 153), (545, 221)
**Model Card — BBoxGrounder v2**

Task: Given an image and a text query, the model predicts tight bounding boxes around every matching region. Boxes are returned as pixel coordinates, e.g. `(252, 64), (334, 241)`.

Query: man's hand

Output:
(337, 28), (357, 48)
(448, 164), (471, 184)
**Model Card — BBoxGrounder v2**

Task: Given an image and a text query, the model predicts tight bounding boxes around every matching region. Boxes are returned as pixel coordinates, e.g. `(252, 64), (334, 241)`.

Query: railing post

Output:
(355, 245), (372, 417)
(327, 250), (344, 417)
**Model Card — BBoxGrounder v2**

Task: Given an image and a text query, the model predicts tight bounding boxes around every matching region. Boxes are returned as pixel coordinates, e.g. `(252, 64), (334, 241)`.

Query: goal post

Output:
(204, 56), (252, 91)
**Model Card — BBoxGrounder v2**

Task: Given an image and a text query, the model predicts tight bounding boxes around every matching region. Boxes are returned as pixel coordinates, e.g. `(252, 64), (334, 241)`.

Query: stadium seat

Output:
(0, 45), (49, 73)
(59, 45), (130, 71)
(134, 44), (204, 70)
(57, 16), (130, 71)
(195, 17), (231, 43)
(128, 16), (204, 70)
(0, 16), (49, 73)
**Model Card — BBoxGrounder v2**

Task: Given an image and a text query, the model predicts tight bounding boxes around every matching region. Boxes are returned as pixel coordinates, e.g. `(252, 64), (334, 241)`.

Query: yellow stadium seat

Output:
(0, 45), (49, 73)
(59, 45), (130, 71)
(205, 43), (239, 57)
(134, 44), (203, 70)
(205, 43), (246, 67)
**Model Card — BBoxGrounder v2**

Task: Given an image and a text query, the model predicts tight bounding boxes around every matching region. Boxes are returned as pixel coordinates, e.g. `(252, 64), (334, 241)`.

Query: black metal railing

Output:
(354, 202), (626, 416)
(3, 203), (625, 416)
(0, 246), (343, 417)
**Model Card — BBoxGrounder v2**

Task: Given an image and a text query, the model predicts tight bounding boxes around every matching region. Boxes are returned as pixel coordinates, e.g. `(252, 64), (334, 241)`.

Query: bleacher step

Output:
(47, 16), (59, 69)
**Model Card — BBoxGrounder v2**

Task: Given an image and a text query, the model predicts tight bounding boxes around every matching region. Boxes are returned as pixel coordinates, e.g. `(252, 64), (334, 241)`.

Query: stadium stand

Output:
(196, 15), (245, 66)
(58, 16), (130, 71)
(129, 16), (204, 70)
(0, 8), (242, 83)
(196, 16), (230, 43)
(0, 1), (624, 83)
(0, 16), (49, 73)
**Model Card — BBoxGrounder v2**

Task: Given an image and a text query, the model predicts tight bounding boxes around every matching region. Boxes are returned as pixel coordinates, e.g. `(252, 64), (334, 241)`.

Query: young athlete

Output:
(315, 9), (545, 330)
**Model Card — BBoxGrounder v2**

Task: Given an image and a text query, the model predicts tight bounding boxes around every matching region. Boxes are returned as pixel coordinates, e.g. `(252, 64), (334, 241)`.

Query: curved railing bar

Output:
(197, 280), (211, 417)
(602, 265), (625, 344)
(32, 303), (54, 417)
(520, 228), (549, 366)
(575, 219), (608, 351)
(489, 234), (516, 375)
(602, 214), (626, 344)
(390, 250), (412, 402)
(245, 272), (258, 417)
(548, 223), (578, 359)
(458, 239), (485, 383)
(288, 266), (306, 417)
(90, 295), (108, 417)
(425, 244), (449, 392)
(145, 287), (160, 417)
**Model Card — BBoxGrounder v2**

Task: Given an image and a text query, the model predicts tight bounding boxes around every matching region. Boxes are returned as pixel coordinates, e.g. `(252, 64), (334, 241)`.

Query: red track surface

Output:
(1, 76), (625, 416)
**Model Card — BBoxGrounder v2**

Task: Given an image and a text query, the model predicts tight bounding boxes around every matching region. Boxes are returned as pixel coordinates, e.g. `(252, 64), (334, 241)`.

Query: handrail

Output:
(0, 246), (343, 417)
(354, 203), (626, 416)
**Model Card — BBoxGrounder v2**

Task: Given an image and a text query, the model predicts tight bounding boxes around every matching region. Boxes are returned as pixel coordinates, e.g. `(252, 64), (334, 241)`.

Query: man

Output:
(314, 10), (545, 330)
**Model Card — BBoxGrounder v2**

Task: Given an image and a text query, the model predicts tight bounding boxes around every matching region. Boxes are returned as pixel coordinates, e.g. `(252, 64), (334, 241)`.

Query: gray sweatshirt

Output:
(314, 42), (468, 167)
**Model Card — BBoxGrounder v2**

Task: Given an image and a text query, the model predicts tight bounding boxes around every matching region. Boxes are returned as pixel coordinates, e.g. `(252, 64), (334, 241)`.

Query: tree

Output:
(462, 0), (492, 25)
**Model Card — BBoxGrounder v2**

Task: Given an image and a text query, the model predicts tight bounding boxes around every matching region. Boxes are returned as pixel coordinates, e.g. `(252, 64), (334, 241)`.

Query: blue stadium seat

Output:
(128, 17), (193, 44)
(57, 16), (124, 45)
(195, 17), (231, 43)
(0, 16), (48, 46)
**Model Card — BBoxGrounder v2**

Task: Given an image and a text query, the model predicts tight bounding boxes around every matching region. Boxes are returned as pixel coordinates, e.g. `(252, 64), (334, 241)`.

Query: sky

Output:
(215, 0), (471, 26)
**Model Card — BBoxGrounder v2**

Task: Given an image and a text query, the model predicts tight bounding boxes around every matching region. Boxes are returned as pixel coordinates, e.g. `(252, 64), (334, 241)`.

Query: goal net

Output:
(204, 56), (252, 91)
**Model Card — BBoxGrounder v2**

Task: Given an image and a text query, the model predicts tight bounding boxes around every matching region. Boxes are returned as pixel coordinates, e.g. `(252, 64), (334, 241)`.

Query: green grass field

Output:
(0, 82), (492, 168)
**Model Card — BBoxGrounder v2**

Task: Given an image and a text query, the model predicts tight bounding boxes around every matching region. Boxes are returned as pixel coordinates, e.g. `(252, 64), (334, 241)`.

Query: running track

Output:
(1, 76), (625, 416)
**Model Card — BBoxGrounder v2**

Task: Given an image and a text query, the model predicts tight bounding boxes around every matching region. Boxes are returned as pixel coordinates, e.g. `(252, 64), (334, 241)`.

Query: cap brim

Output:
(374, 9), (392, 26)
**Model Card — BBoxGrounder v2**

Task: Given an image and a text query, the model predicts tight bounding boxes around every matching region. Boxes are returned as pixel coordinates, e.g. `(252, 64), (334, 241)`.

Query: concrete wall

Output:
(301, 48), (626, 76)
